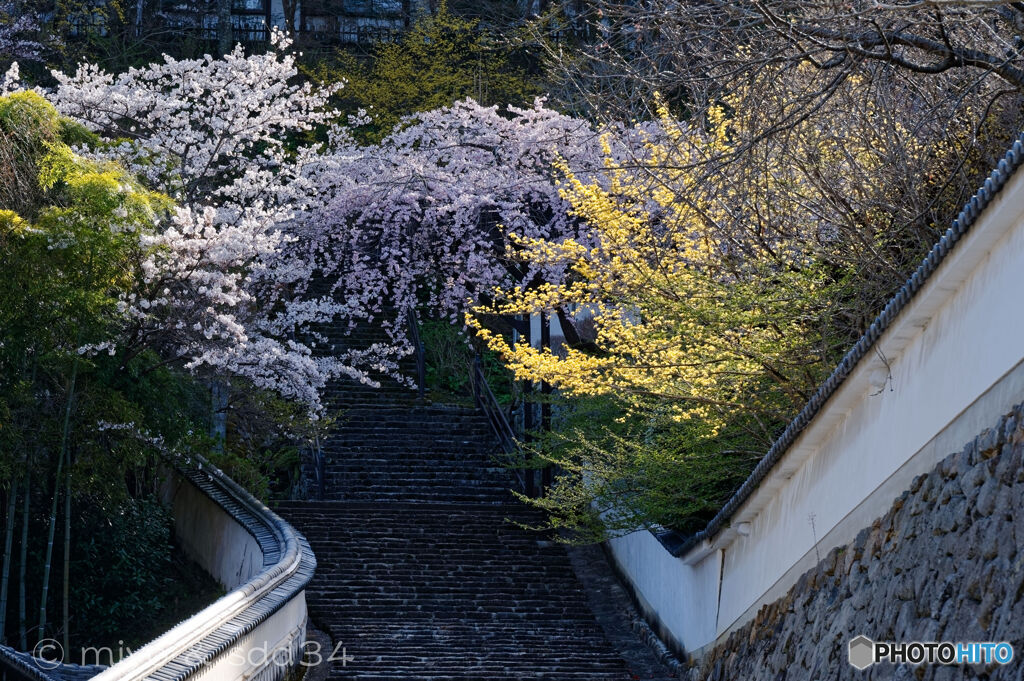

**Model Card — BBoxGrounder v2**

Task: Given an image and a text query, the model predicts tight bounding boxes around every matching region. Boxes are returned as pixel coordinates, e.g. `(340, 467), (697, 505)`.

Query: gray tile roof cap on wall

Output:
(0, 646), (104, 681)
(654, 131), (1024, 558)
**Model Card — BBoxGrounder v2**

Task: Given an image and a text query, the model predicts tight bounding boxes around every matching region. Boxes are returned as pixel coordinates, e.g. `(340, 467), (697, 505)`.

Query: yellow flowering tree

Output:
(467, 71), (957, 537)
(469, 101), (840, 440)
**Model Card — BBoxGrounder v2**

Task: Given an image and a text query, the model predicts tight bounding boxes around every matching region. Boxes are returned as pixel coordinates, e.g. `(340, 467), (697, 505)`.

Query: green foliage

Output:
(311, 5), (539, 142)
(68, 496), (181, 645)
(0, 121), (163, 395)
(420, 319), (474, 398)
(419, 319), (518, 406)
(0, 91), (61, 149)
(206, 389), (323, 500)
(0, 91), (61, 216)
(30, 494), (222, 650)
(0, 93), (309, 647)
(521, 395), (766, 542)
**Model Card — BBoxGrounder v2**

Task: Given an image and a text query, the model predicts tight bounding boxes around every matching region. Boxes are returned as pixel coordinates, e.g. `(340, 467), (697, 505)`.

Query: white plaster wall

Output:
(606, 531), (720, 653)
(93, 468), (311, 681)
(607, 167), (1024, 655)
(717, 170), (1024, 637)
(192, 597), (308, 681)
(159, 473), (263, 589)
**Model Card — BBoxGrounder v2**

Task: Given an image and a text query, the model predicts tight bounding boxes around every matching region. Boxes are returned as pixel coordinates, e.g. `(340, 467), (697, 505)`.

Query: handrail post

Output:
(315, 434), (325, 501)
(406, 305), (427, 400)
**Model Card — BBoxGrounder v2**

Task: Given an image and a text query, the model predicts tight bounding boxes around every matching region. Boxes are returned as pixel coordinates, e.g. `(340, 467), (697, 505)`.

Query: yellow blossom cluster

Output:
(467, 76), (917, 435)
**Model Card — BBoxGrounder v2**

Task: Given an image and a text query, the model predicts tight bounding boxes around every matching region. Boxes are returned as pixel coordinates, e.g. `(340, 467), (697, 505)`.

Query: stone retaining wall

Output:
(687, 404), (1024, 680)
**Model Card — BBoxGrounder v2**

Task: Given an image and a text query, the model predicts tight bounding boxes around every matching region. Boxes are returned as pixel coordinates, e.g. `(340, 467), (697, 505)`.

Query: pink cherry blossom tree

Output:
(296, 98), (610, 343)
(32, 32), (635, 412)
(0, 3), (43, 64)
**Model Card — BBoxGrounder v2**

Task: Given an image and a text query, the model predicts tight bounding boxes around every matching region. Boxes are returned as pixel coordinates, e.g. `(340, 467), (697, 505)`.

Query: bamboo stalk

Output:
(39, 356), (78, 641)
(18, 467), (29, 650)
(62, 442), (71, 651)
(0, 479), (19, 643)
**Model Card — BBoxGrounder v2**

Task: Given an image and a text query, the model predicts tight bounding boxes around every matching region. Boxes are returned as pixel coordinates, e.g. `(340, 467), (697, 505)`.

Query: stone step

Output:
(278, 501), (634, 680)
(286, 310), (642, 680)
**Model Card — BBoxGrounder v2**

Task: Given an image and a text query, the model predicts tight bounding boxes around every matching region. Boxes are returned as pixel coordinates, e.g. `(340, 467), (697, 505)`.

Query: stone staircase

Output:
(311, 401), (515, 504)
(276, 314), (668, 680)
(277, 501), (643, 680)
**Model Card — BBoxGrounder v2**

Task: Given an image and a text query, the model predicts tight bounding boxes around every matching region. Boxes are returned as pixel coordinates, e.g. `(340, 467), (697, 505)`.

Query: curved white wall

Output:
(162, 473), (263, 589)
(607, 161), (1024, 656)
(81, 460), (315, 681)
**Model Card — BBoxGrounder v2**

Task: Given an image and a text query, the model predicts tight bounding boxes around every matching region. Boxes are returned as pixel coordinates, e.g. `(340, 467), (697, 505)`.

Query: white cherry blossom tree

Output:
(297, 98), (610, 342)
(46, 31), (400, 411)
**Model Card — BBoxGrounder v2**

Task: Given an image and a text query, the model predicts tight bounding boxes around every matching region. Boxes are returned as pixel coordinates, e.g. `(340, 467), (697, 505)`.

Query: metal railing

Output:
(469, 354), (530, 494)
(310, 434), (326, 501)
(406, 306), (427, 400)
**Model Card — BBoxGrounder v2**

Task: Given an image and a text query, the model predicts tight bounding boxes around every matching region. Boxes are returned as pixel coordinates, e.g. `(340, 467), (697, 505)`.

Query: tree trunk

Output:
(0, 479), (19, 643)
(62, 441), (71, 651)
(18, 467), (29, 650)
(210, 380), (228, 451)
(282, 0), (298, 35)
(38, 451), (62, 642)
(218, 0), (233, 55)
(20, 360), (34, 649)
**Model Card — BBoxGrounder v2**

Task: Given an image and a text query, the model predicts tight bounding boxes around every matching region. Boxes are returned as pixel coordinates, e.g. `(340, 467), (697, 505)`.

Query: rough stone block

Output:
(994, 442), (1020, 485)
(961, 463), (987, 490)
(955, 441), (977, 476)
(978, 426), (1001, 459)
(975, 476), (1000, 517)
